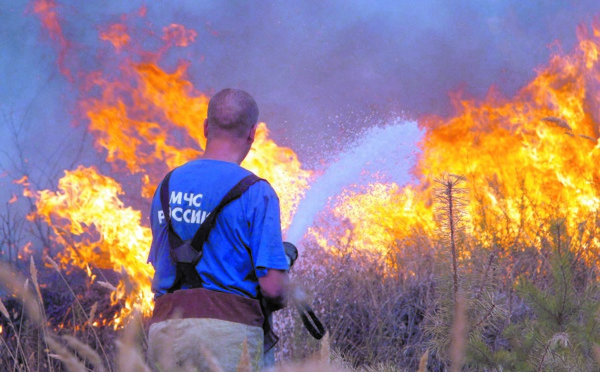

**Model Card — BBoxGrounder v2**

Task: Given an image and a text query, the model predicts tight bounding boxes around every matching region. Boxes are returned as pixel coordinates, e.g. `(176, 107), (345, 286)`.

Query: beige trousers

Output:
(147, 318), (264, 372)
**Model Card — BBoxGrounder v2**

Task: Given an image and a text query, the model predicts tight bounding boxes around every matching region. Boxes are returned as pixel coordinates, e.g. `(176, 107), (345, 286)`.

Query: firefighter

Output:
(146, 88), (291, 371)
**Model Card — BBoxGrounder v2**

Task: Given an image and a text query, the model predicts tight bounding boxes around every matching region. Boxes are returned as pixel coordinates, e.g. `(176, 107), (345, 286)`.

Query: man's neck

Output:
(202, 139), (249, 165)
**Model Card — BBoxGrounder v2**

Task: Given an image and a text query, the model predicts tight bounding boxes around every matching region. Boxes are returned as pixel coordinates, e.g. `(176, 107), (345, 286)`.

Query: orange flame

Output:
(32, 0), (71, 79)
(32, 166), (154, 325)
(15, 176), (34, 198)
(313, 19), (600, 266)
(243, 123), (312, 230)
(100, 24), (130, 52)
(83, 62), (209, 197)
(328, 183), (434, 253)
(419, 20), (600, 229)
(30, 8), (311, 326)
(31, 1), (600, 327)
(8, 194), (18, 204)
(162, 24), (198, 47)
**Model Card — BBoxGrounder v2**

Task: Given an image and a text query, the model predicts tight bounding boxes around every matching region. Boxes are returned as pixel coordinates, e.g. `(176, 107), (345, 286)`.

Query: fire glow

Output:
(313, 19), (600, 266)
(29, 1), (311, 326)
(28, 2), (600, 328)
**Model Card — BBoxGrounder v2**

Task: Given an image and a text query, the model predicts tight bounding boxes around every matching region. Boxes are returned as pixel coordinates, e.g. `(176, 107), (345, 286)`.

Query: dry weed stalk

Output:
(116, 339), (153, 372)
(46, 333), (109, 371)
(29, 257), (42, 302)
(30, 257), (56, 371)
(0, 261), (44, 371)
(319, 331), (330, 365)
(236, 339), (251, 372)
(116, 310), (152, 372)
(97, 281), (118, 292)
(43, 253), (110, 366)
(62, 335), (106, 372)
(46, 334), (88, 372)
(0, 262), (41, 325)
(418, 350), (429, 372)
(88, 301), (98, 328)
(0, 298), (10, 320)
(0, 298), (19, 367)
(197, 345), (225, 372)
(1, 258), (112, 372)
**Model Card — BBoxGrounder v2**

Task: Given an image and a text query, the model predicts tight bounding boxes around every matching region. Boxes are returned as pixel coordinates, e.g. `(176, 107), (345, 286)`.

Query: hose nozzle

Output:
(283, 241), (298, 268)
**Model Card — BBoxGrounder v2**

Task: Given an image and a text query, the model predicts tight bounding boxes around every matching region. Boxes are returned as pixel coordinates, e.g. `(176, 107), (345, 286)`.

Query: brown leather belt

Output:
(150, 287), (264, 329)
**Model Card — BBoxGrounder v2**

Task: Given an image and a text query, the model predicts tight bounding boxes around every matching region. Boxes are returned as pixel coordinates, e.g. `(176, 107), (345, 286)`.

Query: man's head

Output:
(205, 89), (259, 140)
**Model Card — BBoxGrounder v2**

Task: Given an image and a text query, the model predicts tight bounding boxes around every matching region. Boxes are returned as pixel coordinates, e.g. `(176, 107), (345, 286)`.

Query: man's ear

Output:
(203, 119), (209, 140)
(248, 123), (258, 143)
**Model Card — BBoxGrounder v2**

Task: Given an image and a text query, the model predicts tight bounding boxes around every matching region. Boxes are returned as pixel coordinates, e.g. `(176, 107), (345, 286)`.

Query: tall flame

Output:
(29, 2), (600, 327)
(418, 19), (600, 251)
(313, 19), (600, 266)
(83, 62), (210, 196)
(29, 12), (311, 326)
(83, 59), (310, 227)
(32, 0), (72, 79)
(32, 166), (153, 325)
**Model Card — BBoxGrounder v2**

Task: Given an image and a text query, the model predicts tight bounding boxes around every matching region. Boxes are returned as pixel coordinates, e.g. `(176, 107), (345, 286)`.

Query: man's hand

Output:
(258, 269), (289, 304)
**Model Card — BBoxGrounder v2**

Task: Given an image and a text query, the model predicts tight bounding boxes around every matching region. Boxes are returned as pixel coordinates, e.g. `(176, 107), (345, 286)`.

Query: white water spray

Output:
(286, 118), (424, 246)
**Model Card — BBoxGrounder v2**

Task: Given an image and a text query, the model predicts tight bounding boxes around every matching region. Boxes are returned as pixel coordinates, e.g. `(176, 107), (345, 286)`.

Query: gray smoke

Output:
(1, 0), (599, 195)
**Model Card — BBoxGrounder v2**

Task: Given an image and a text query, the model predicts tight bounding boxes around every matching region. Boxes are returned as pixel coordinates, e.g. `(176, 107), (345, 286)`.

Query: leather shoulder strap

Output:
(159, 169), (184, 250)
(160, 170), (264, 261)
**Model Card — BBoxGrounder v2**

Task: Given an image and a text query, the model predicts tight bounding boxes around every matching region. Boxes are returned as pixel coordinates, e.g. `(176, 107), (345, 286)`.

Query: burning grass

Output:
(4, 3), (599, 371)
(3, 188), (600, 371)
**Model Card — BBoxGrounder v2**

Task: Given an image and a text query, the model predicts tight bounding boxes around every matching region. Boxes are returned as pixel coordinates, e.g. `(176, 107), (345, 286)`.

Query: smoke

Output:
(1, 0), (600, 191)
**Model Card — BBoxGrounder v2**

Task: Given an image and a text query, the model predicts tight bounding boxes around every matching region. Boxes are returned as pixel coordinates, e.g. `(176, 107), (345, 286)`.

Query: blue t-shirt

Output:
(147, 159), (289, 298)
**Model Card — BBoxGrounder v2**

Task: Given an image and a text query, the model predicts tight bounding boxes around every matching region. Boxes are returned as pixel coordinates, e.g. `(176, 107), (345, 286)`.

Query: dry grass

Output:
(2, 188), (600, 371)
(274, 237), (435, 370)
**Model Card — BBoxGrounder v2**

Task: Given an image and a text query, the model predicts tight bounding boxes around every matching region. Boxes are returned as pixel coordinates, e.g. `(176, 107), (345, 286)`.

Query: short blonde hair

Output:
(206, 89), (259, 139)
